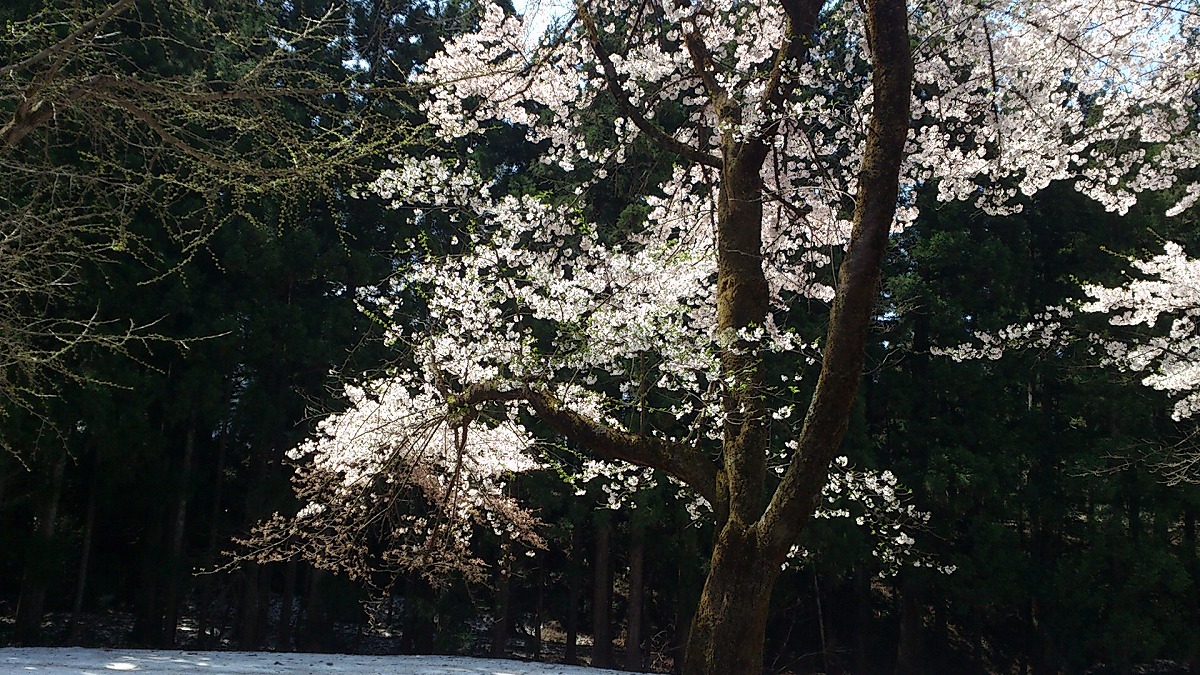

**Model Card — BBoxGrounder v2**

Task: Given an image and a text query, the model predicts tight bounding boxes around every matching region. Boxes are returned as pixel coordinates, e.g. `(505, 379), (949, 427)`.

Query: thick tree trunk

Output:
(683, 525), (780, 675)
(592, 512), (614, 668)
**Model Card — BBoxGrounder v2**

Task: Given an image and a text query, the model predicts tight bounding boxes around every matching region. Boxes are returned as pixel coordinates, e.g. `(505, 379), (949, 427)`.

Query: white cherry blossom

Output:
(274, 0), (1200, 586)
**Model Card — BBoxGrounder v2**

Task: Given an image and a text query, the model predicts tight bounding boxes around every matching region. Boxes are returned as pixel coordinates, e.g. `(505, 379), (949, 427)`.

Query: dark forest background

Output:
(2, 2), (1199, 674)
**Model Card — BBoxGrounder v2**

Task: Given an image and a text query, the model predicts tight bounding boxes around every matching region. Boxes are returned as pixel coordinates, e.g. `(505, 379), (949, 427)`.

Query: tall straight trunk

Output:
(814, 566), (831, 675)
(895, 572), (923, 675)
(625, 518), (646, 671)
(853, 563), (871, 675)
(565, 526), (583, 665)
(592, 512), (614, 668)
(255, 566), (272, 647)
(399, 572), (435, 654)
(532, 562), (545, 658)
(491, 538), (513, 658)
(14, 448), (68, 645)
(163, 416), (197, 646)
(132, 513), (165, 645)
(237, 561), (263, 649)
(299, 567), (332, 651)
(1187, 507), (1200, 672)
(275, 558), (298, 650)
(673, 524), (698, 675)
(197, 418), (229, 644)
(69, 447), (101, 643)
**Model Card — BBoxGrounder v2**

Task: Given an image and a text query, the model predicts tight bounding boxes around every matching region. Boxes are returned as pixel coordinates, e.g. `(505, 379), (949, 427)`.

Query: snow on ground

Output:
(0, 648), (647, 674)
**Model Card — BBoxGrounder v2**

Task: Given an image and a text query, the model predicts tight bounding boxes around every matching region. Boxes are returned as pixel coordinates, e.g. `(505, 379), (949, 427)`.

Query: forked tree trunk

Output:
(679, 0), (912, 671)
(450, 0), (912, 671)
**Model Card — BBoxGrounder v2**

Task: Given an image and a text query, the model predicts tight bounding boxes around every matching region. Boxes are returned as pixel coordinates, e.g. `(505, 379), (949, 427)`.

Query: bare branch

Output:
(0, 0), (134, 80)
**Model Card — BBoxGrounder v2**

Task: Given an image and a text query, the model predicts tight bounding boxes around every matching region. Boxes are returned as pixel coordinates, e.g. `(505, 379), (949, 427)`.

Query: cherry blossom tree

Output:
(266, 0), (1200, 671)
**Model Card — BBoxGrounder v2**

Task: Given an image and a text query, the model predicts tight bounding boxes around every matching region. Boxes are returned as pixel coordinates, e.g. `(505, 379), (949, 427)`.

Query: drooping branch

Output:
(758, 0), (913, 557)
(0, 0), (414, 420)
(459, 381), (719, 505)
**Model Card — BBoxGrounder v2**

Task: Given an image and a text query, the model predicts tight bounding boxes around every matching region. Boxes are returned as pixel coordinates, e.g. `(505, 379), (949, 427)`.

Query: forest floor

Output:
(0, 648), (645, 674)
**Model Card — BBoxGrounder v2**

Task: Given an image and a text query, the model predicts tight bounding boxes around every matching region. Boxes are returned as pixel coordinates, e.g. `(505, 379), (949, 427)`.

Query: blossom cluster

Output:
(780, 455), (954, 577)
(1080, 243), (1200, 420)
(935, 243), (1200, 422)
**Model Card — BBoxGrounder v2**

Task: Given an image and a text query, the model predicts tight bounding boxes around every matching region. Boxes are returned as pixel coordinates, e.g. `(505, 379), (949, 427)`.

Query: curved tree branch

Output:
(576, 1), (723, 169)
(458, 381), (719, 506)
